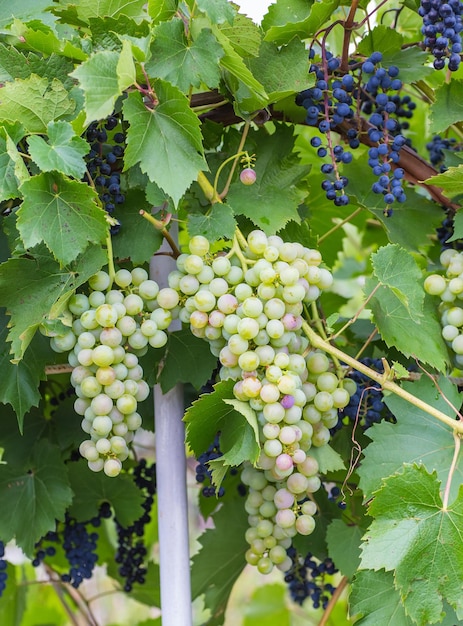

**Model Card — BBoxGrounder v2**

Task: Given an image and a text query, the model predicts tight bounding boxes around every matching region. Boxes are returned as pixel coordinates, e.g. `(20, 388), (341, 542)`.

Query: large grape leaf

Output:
(67, 460), (144, 527)
(123, 86), (207, 206)
(196, 0), (235, 24)
(219, 13), (261, 58)
(0, 76), (75, 134)
(147, 19), (224, 91)
(226, 124), (310, 233)
(0, 129), (25, 201)
(17, 172), (108, 266)
(184, 380), (249, 456)
(191, 497), (248, 623)
(71, 48), (135, 124)
(0, 244), (107, 360)
(350, 569), (415, 626)
(0, 0), (52, 27)
(424, 165), (463, 200)
(364, 276), (449, 372)
(27, 121), (89, 179)
(158, 328), (217, 393)
(75, 0), (148, 21)
(248, 39), (312, 102)
(371, 244), (424, 321)
(221, 399), (260, 466)
(430, 80), (463, 134)
(360, 464), (463, 625)
(325, 519), (363, 579)
(0, 311), (50, 427)
(0, 440), (73, 556)
(111, 189), (164, 264)
(263, 0), (339, 46)
(358, 376), (462, 501)
(187, 203), (237, 243)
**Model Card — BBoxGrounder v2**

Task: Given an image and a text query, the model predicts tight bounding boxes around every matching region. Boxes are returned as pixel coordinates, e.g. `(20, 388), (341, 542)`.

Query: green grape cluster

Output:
(49, 267), (170, 477)
(168, 230), (354, 574)
(424, 249), (463, 368)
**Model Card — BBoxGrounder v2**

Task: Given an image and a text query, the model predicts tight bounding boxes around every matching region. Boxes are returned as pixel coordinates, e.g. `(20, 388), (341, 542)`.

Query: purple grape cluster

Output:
(85, 115), (126, 235)
(115, 460), (155, 592)
(296, 50), (409, 212)
(0, 542), (7, 597)
(284, 546), (338, 608)
(340, 358), (396, 429)
(420, 0), (463, 70)
(195, 433), (226, 497)
(426, 134), (461, 168)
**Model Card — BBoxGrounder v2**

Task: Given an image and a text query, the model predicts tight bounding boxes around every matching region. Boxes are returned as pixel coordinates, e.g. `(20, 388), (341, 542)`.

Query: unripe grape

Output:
(104, 458), (122, 477)
(89, 271), (110, 291)
(295, 514), (315, 535)
(240, 168), (256, 185)
(92, 415), (113, 436)
(92, 344), (114, 367)
(89, 291), (106, 308)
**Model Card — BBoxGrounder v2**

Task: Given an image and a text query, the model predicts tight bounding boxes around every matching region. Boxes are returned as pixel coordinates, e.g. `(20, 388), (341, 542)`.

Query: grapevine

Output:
(0, 1), (463, 625)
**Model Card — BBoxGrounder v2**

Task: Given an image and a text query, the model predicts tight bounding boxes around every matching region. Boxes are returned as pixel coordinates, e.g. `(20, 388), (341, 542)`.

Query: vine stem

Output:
(317, 207), (363, 244)
(139, 210), (181, 258)
(219, 121), (251, 198)
(302, 322), (463, 433)
(330, 282), (381, 341)
(340, 0), (360, 72)
(105, 233), (116, 288)
(213, 150), (249, 197)
(197, 171), (222, 204)
(443, 432), (461, 510)
(318, 575), (349, 626)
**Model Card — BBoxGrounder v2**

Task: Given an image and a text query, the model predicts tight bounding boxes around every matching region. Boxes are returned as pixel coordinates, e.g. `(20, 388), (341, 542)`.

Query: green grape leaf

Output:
(381, 47), (434, 82)
(27, 121), (89, 179)
(196, 0), (235, 24)
(309, 444), (345, 473)
(213, 26), (268, 112)
(226, 124), (310, 233)
(75, 0), (148, 21)
(187, 203), (237, 242)
(263, 0), (339, 46)
(191, 497), (248, 621)
(0, 440), (73, 556)
(248, 39), (312, 102)
(0, 130), (24, 201)
(350, 569), (415, 626)
(71, 50), (132, 124)
(430, 80), (463, 134)
(17, 172), (108, 266)
(356, 25), (404, 56)
(358, 376), (462, 501)
(184, 379), (240, 456)
(243, 584), (291, 626)
(360, 464), (463, 625)
(123, 86), (207, 206)
(158, 328), (217, 392)
(219, 13), (261, 58)
(147, 19), (224, 91)
(0, 75), (75, 133)
(0, 0), (52, 27)
(364, 277), (449, 372)
(147, 0), (178, 24)
(0, 44), (35, 81)
(0, 244), (107, 361)
(67, 460), (145, 526)
(449, 210), (463, 242)
(325, 519), (363, 579)
(0, 312), (49, 428)
(111, 190), (164, 265)
(424, 165), (463, 199)
(221, 399), (260, 465)
(371, 244), (424, 322)
(11, 20), (86, 62)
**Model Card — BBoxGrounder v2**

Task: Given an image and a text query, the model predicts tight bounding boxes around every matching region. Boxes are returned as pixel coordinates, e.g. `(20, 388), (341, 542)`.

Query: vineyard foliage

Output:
(1, 0), (463, 624)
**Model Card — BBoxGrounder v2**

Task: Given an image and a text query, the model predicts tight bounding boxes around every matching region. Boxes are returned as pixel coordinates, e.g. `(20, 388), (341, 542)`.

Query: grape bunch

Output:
(166, 230), (354, 574)
(84, 115), (126, 234)
(49, 267), (170, 476)
(33, 503), (112, 588)
(115, 460), (156, 591)
(284, 546), (338, 608)
(340, 358), (396, 429)
(419, 0), (463, 71)
(426, 134), (461, 169)
(296, 50), (408, 212)
(424, 249), (463, 368)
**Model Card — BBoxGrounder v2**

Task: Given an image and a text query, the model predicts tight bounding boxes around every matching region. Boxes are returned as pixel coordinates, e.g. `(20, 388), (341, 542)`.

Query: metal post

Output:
(151, 230), (193, 626)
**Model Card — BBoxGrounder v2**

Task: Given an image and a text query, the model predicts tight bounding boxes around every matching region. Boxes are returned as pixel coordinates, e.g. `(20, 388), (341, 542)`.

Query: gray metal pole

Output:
(151, 230), (193, 626)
